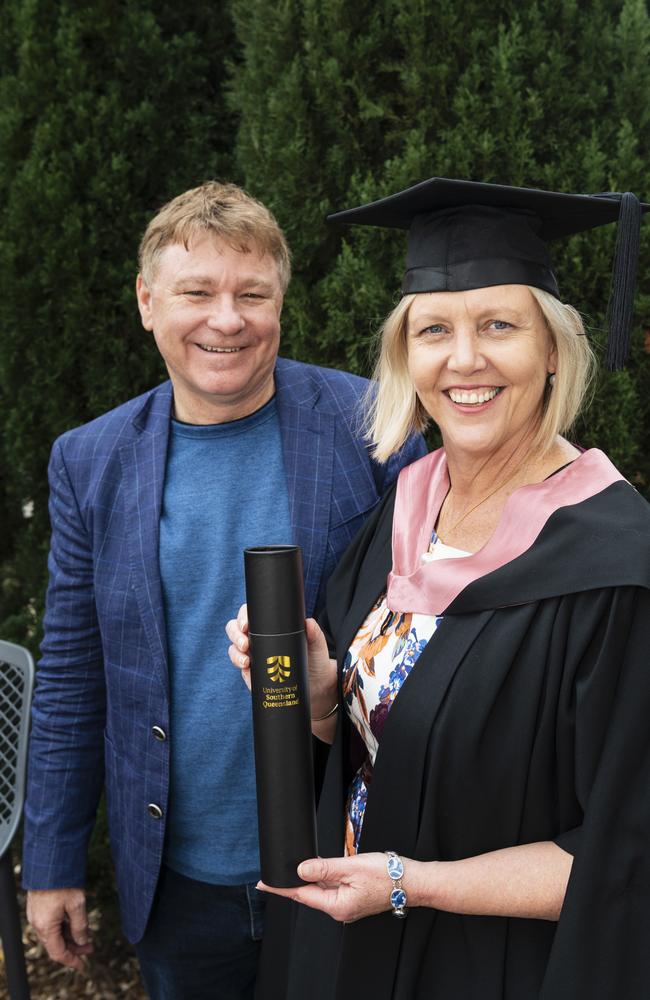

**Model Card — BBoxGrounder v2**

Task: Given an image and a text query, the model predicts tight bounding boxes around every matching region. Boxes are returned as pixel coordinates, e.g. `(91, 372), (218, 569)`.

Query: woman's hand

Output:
(226, 605), (338, 734)
(257, 853), (397, 923)
(256, 841), (573, 923)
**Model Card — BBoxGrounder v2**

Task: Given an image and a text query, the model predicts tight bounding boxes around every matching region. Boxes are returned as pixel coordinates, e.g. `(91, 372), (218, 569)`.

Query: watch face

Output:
(391, 888), (407, 910)
(387, 855), (404, 880)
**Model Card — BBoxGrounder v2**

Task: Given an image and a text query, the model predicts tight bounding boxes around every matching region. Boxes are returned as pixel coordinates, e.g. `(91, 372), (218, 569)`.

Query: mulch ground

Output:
(0, 883), (147, 1000)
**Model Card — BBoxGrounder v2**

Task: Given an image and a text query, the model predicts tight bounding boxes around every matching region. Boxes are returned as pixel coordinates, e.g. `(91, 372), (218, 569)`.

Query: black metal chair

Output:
(0, 640), (34, 1000)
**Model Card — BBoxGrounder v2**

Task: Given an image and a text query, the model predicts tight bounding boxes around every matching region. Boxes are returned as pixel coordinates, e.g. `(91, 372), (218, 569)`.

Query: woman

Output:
(227, 178), (650, 999)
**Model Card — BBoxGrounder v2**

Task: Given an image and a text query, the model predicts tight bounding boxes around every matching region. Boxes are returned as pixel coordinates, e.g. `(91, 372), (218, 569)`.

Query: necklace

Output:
(442, 461), (532, 535)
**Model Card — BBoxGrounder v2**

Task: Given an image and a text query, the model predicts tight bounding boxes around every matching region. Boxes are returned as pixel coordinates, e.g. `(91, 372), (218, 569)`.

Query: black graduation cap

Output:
(328, 178), (649, 370)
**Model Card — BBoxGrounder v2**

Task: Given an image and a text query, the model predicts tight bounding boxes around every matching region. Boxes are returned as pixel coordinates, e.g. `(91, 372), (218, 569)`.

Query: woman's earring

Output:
(547, 372), (556, 387)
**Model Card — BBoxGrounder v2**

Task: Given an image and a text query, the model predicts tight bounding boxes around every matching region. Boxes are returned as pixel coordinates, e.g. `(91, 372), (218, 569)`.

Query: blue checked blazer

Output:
(22, 357), (426, 943)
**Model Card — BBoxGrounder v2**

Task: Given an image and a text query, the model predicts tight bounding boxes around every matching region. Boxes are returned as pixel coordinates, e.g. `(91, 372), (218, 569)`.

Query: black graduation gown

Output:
(258, 478), (650, 1000)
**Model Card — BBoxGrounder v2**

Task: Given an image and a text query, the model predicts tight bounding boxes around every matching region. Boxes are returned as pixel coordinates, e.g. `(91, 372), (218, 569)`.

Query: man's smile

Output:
(196, 344), (243, 353)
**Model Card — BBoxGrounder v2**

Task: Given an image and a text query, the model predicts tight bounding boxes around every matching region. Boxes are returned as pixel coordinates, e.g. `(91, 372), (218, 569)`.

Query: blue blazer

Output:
(23, 358), (425, 942)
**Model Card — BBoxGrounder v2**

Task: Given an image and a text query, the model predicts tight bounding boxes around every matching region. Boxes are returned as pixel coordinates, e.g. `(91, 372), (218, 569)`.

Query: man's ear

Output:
(136, 274), (154, 331)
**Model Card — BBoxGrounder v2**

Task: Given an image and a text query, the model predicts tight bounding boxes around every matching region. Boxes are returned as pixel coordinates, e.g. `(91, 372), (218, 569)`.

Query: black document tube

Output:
(244, 545), (318, 887)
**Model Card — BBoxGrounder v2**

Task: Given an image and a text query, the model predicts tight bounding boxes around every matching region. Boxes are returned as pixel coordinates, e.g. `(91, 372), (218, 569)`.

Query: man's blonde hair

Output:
(365, 286), (597, 462)
(138, 181), (291, 292)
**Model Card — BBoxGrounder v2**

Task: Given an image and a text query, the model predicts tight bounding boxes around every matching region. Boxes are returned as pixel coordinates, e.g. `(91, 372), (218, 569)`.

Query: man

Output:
(22, 181), (426, 998)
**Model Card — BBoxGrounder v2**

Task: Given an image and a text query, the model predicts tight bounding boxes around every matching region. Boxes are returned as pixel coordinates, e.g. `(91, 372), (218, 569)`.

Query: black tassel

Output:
(595, 191), (642, 370)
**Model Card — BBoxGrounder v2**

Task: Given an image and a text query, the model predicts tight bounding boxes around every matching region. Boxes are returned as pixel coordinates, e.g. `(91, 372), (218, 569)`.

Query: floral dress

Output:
(342, 531), (469, 855)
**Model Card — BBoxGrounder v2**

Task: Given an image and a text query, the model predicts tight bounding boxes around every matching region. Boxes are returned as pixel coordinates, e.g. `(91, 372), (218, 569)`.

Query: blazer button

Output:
(152, 725), (167, 741)
(148, 803), (163, 819)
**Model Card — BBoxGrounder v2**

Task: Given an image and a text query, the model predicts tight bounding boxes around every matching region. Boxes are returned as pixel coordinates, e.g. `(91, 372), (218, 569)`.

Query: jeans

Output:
(135, 866), (266, 999)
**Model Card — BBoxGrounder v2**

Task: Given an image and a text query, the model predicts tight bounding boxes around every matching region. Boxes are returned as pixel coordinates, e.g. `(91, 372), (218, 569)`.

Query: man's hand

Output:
(26, 888), (93, 972)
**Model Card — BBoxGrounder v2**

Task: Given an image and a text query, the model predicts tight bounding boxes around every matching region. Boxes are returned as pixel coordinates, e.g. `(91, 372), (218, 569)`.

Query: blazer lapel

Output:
(275, 361), (335, 616)
(120, 383), (172, 694)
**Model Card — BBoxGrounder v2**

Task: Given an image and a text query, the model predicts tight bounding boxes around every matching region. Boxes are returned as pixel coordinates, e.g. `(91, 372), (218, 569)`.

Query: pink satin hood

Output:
(387, 448), (625, 614)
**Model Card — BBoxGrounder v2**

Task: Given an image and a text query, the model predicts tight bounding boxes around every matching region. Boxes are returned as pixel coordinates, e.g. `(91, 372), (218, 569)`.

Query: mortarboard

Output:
(328, 178), (649, 370)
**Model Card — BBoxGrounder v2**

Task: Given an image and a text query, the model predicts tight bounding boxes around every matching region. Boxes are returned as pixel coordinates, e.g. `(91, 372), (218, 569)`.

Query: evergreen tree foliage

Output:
(229, 0), (649, 479)
(1, 0), (648, 655)
(0, 0), (237, 644)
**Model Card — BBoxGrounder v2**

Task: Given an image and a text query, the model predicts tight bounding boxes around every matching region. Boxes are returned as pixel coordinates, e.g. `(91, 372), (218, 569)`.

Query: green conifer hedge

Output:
(0, 0), (237, 645)
(1, 0), (649, 648)
(230, 0), (650, 468)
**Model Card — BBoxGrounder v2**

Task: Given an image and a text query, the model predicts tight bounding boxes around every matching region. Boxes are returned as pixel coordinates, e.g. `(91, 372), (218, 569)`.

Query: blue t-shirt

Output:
(159, 397), (292, 884)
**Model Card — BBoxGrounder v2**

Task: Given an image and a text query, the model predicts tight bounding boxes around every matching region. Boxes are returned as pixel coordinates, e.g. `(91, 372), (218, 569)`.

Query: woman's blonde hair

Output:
(138, 181), (291, 292)
(365, 285), (597, 462)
